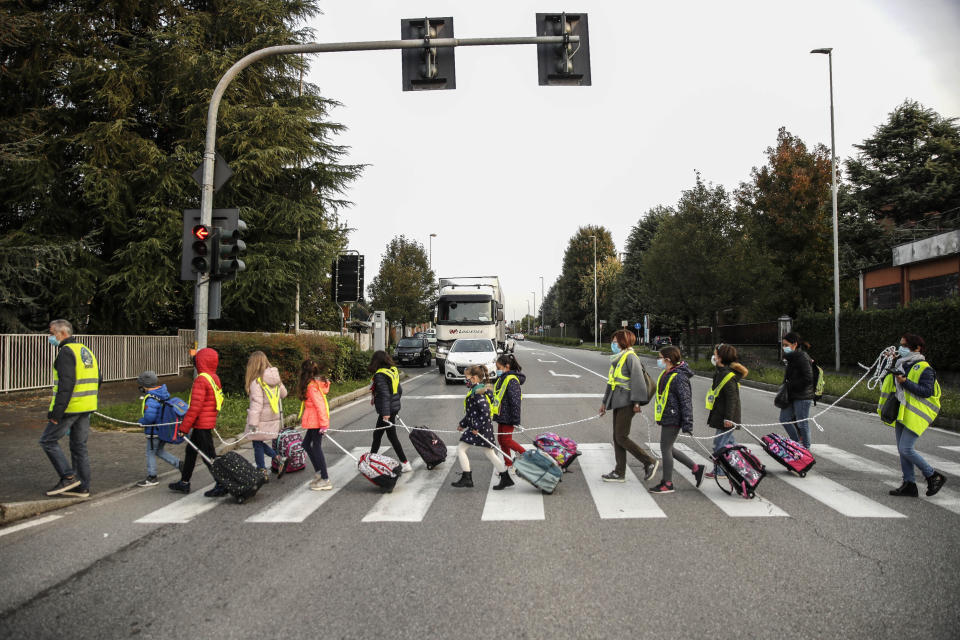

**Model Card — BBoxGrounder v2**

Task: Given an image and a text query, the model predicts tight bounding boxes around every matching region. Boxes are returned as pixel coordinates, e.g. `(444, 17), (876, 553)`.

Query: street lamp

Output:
(429, 233), (437, 270)
(539, 275), (544, 336)
(811, 47), (841, 372)
(588, 234), (597, 346)
(530, 290), (536, 336)
(526, 299), (531, 334)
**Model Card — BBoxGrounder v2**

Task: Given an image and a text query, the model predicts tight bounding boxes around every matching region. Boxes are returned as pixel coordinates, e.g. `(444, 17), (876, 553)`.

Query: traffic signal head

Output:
(401, 17), (456, 91)
(212, 219), (247, 280)
(190, 225), (212, 274)
(536, 13), (591, 86)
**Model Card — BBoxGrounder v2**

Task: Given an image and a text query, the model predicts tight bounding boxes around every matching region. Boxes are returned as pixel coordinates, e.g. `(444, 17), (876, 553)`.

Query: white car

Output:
(443, 338), (498, 384)
(505, 336), (516, 353)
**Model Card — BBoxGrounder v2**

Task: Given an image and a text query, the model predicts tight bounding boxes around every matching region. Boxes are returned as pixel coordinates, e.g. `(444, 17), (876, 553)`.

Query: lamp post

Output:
(811, 47), (841, 372)
(539, 275), (544, 336)
(530, 290), (537, 336)
(428, 233), (437, 270)
(526, 299), (531, 334)
(588, 234), (597, 346)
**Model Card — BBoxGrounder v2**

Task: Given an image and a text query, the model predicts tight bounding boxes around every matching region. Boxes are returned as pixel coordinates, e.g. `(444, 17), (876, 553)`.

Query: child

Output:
(492, 353), (526, 467)
(299, 359), (333, 491)
(244, 351), (288, 483)
(650, 346), (706, 494)
(705, 344), (748, 480)
(451, 365), (514, 490)
(135, 370), (181, 487)
(368, 350), (412, 472)
(169, 347), (224, 497)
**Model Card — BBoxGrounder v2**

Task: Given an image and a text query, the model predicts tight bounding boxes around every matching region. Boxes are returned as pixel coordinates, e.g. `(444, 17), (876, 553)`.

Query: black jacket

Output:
(373, 370), (402, 416)
(656, 362), (694, 432)
(493, 371), (526, 425)
(707, 366), (742, 430)
(782, 349), (815, 402)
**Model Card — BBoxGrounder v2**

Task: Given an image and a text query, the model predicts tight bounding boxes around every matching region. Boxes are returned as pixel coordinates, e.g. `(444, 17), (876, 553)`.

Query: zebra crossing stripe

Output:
(363, 448), (457, 522)
(246, 448), (368, 524)
(482, 446), (545, 521)
(577, 443), (666, 519)
(135, 483), (219, 524)
(937, 446), (960, 454)
(866, 445), (960, 477)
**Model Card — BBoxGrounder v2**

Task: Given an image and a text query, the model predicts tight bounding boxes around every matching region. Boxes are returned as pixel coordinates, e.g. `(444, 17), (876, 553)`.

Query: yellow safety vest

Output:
(50, 342), (99, 413)
(191, 372), (224, 411)
(257, 377), (281, 414)
(877, 361), (940, 436)
(491, 374), (520, 417)
(298, 380), (329, 421)
(375, 367), (400, 394)
(607, 349), (638, 391)
(654, 370), (678, 422)
(705, 372), (737, 410)
(464, 386), (493, 418)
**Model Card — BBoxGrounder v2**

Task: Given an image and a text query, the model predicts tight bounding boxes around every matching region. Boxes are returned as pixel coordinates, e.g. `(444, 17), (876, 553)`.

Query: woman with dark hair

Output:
(880, 334), (946, 497)
(599, 329), (659, 483)
(493, 353), (526, 467)
(779, 332), (815, 448)
(367, 350), (411, 472)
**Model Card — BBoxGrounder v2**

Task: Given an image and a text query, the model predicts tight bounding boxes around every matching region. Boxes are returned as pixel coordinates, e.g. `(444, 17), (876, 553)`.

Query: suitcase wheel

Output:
(798, 471), (807, 478)
(235, 496), (246, 504)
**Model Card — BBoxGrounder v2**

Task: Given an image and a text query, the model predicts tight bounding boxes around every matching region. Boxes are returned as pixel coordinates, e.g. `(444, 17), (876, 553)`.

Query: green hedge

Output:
(795, 297), (960, 371)
(209, 333), (372, 395)
(527, 336), (583, 346)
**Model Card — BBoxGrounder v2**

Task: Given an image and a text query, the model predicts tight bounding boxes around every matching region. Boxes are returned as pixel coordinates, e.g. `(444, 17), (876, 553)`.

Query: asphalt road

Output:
(1, 342), (958, 639)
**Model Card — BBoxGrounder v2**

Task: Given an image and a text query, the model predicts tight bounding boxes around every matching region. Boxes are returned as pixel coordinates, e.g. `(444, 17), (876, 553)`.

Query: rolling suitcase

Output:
(712, 444), (766, 499)
(272, 428), (307, 474)
(532, 432), (580, 470)
(513, 449), (563, 494)
(183, 435), (263, 504)
(397, 416), (447, 469)
(358, 451), (403, 493)
(742, 426), (815, 477)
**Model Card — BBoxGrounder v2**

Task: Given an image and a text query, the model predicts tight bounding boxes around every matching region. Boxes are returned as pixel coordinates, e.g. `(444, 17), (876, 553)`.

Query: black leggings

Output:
(181, 429), (215, 482)
(371, 414), (408, 463)
(302, 429), (328, 479)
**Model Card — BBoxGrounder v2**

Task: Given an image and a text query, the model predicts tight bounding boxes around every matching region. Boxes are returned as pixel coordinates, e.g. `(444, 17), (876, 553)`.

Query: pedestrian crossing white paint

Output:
(867, 444), (960, 476)
(362, 448), (457, 522)
(0, 514), (63, 538)
(135, 483), (220, 524)
(938, 446), (960, 454)
(746, 446), (906, 518)
(577, 442), (666, 519)
(482, 446), (545, 521)
(246, 448), (367, 523)
(665, 443), (789, 517)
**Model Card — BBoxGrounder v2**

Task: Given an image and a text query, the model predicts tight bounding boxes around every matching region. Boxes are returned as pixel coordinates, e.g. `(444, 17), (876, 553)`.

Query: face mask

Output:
(710, 355), (717, 366)
(610, 341), (621, 354)
(48, 334), (60, 346)
(494, 369), (503, 378)
(465, 379), (473, 387)
(898, 346), (912, 358)
(782, 346), (793, 355)
(656, 359), (666, 369)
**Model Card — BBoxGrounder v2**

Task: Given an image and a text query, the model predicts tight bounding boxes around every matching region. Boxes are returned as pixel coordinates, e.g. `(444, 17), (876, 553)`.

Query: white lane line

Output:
(135, 483), (220, 523)
(0, 514), (63, 538)
(538, 350), (607, 380)
(938, 446), (960, 453)
(867, 444), (960, 476)
(548, 370), (581, 379)
(745, 445), (905, 518)
(246, 448), (368, 523)
(362, 448), (456, 522)
(663, 443), (789, 517)
(815, 444), (960, 516)
(482, 446), (545, 521)
(577, 443), (666, 519)
(403, 393), (604, 399)
(537, 359), (558, 363)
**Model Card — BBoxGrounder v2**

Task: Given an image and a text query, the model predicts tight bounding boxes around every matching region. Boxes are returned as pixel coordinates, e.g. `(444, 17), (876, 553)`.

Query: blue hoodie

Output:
(138, 384), (171, 436)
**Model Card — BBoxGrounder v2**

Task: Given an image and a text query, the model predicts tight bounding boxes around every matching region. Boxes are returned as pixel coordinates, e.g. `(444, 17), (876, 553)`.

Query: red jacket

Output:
(180, 348), (222, 433)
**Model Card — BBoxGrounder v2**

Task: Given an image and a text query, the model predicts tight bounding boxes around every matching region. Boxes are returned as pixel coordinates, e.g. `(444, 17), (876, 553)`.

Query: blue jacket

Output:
(657, 362), (694, 432)
(493, 371), (526, 425)
(138, 384), (171, 436)
(899, 362), (937, 398)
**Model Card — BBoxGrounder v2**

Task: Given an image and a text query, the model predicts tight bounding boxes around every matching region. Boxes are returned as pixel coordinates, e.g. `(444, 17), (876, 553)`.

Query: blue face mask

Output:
(48, 334), (60, 346)
(611, 341), (621, 354)
(782, 346), (793, 355)
(656, 358), (666, 369)
(493, 369), (503, 378)
(898, 346), (912, 358)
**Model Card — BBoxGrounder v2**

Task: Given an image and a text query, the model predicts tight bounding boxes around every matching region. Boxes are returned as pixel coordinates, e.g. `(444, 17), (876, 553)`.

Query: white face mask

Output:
(710, 355), (717, 366)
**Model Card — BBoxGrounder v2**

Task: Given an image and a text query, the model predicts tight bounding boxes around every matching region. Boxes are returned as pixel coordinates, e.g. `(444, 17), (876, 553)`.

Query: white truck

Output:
(434, 276), (506, 373)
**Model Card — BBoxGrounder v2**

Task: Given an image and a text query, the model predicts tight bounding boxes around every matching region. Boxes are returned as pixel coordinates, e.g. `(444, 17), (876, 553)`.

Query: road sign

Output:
(559, 322), (564, 327)
(621, 320), (628, 327)
(634, 323), (642, 329)
(191, 152), (234, 192)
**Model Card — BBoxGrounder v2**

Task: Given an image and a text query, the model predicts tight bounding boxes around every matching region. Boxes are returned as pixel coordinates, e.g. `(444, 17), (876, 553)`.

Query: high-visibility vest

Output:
(299, 379), (329, 421)
(191, 372), (224, 411)
(50, 342), (99, 414)
(607, 349), (637, 391)
(491, 374), (520, 417)
(375, 367), (400, 394)
(257, 377), (281, 414)
(464, 386), (493, 418)
(877, 361), (940, 436)
(654, 370), (678, 422)
(705, 371), (738, 410)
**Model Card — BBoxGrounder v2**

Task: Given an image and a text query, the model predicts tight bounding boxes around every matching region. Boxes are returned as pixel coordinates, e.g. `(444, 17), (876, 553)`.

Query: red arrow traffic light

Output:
(192, 224), (210, 241)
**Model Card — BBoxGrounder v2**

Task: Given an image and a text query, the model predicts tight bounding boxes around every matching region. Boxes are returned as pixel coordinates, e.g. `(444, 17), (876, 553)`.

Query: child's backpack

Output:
(813, 364), (825, 405)
(157, 397), (188, 444)
(272, 428), (306, 474)
(712, 444), (766, 499)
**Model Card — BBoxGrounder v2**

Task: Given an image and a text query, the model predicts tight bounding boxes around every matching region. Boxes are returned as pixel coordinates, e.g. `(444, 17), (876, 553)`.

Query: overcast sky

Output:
(308, 0), (960, 325)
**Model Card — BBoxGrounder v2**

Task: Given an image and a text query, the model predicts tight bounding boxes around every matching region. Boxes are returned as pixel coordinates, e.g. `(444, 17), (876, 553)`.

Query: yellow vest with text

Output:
(607, 349), (638, 391)
(491, 374), (520, 417)
(654, 370), (677, 422)
(50, 342), (99, 413)
(376, 367), (400, 394)
(877, 361), (940, 436)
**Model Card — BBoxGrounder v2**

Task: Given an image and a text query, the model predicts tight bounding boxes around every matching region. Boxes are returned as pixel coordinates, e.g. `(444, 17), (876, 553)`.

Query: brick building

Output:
(860, 229), (960, 309)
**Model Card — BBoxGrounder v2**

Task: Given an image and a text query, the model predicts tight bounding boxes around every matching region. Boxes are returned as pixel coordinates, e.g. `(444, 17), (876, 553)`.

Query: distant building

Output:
(860, 229), (960, 309)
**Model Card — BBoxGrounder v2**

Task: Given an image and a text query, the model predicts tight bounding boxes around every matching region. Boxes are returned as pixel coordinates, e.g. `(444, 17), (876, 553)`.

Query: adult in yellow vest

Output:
(41, 319), (100, 498)
(367, 350), (412, 472)
(598, 330), (659, 483)
(881, 334), (946, 497)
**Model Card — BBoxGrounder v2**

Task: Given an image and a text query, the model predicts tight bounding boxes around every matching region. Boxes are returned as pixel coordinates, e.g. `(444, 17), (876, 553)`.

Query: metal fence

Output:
(178, 329), (371, 352)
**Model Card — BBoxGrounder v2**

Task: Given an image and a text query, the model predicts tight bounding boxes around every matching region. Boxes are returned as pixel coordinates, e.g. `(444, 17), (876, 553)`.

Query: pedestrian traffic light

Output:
(190, 224), (212, 274)
(536, 13), (591, 86)
(401, 17), (456, 91)
(212, 219), (247, 280)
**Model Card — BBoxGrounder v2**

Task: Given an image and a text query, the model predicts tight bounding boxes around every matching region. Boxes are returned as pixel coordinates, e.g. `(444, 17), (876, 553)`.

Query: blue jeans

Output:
(252, 441), (277, 469)
(39, 413), (91, 489)
(711, 428), (736, 475)
(146, 436), (180, 477)
(780, 399), (812, 449)
(895, 424), (934, 483)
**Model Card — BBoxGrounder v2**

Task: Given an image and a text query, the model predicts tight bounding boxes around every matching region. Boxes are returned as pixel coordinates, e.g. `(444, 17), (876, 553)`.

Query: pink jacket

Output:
(245, 367), (288, 441)
(301, 378), (331, 430)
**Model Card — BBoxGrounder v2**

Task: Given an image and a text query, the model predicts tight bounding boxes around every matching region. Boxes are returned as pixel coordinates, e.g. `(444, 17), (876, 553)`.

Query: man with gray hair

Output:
(41, 319), (100, 498)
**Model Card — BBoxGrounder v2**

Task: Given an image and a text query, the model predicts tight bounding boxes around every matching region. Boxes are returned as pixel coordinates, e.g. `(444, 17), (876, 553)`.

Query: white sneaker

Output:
(310, 478), (333, 491)
(401, 461), (413, 473)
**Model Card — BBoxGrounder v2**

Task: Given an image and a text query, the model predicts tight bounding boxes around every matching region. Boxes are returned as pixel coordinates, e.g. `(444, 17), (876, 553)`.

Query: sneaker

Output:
(889, 481), (919, 497)
(601, 471), (626, 483)
(401, 461), (413, 473)
(693, 464), (705, 488)
(274, 456), (287, 480)
(63, 486), (90, 498)
(168, 480), (191, 494)
(45, 476), (81, 496)
(310, 478), (333, 492)
(204, 484), (229, 498)
(136, 476), (159, 488)
(925, 472), (946, 497)
(649, 481), (675, 494)
(260, 468), (270, 484)
(643, 459), (660, 482)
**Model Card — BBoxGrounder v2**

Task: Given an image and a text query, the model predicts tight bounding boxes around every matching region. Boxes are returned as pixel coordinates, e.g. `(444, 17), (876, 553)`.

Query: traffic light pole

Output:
(195, 33), (579, 349)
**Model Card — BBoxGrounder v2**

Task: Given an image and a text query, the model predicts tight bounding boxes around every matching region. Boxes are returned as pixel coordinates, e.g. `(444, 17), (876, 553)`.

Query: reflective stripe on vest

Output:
(50, 342), (99, 413)
(607, 350), (637, 392)
(705, 372), (737, 410)
(257, 377), (281, 414)
(375, 367), (400, 394)
(491, 374), (520, 417)
(192, 372), (224, 411)
(464, 387), (493, 418)
(654, 370), (678, 422)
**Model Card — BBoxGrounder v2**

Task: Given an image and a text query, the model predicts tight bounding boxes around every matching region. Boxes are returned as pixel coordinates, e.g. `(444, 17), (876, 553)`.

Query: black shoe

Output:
(601, 470), (625, 483)
(493, 471), (515, 491)
(204, 484), (229, 498)
(693, 464), (706, 488)
(63, 486), (90, 498)
(889, 481), (919, 497)
(136, 476), (159, 488)
(926, 472), (946, 497)
(168, 480), (191, 494)
(451, 471), (473, 488)
(643, 460), (660, 482)
(45, 476), (81, 496)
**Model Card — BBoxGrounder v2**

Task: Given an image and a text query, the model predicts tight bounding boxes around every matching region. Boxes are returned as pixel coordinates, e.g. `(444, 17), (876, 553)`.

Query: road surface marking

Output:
(537, 350), (607, 380)
(362, 448), (456, 522)
(247, 448), (368, 523)
(537, 359), (558, 363)
(135, 483), (220, 523)
(0, 514), (63, 538)
(866, 444), (960, 476)
(577, 442), (666, 519)
(548, 370), (581, 378)
(482, 446), (545, 521)
(938, 446), (960, 454)
(403, 393), (603, 399)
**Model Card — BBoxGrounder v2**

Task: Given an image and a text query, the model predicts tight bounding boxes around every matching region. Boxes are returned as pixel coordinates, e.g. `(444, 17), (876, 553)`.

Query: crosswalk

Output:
(130, 441), (960, 525)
